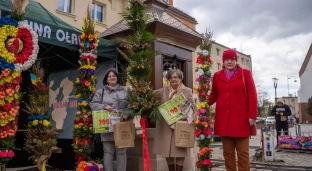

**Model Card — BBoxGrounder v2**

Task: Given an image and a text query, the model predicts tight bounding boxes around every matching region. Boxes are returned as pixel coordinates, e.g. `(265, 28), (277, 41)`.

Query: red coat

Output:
(208, 66), (257, 137)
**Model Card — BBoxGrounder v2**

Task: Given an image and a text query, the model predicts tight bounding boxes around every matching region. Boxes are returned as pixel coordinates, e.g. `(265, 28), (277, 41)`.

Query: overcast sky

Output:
(174, 0), (312, 102)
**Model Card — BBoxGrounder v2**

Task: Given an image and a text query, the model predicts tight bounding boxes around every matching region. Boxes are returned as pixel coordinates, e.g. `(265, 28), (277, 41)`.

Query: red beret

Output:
(222, 49), (238, 62)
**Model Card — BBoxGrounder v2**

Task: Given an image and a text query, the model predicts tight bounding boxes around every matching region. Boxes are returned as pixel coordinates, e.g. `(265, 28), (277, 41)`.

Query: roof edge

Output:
(299, 42), (312, 77)
(166, 6), (197, 23)
(212, 41), (251, 57)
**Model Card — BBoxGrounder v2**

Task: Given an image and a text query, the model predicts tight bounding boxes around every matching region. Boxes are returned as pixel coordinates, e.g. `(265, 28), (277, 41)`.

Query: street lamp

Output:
(272, 78), (278, 104)
(287, 75), (297, 96)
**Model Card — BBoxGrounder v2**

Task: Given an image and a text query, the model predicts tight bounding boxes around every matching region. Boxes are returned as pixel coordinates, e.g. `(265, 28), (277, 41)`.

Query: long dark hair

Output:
(103, 70), (121, 85)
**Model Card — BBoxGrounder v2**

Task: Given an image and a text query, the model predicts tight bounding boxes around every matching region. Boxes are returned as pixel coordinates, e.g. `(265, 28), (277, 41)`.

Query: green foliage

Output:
(0, 137), (17, 151)
(199, 29), (213, 53)
(117, 0), (160, 121)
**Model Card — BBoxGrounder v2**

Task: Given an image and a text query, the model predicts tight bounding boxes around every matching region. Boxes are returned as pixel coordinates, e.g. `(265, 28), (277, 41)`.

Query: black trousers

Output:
(276, 121), (289, 142)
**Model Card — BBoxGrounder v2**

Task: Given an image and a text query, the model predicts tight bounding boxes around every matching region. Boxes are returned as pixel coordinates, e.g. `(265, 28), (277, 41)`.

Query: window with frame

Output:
(241, 58), (244, 65)
(92, 3), (104, 23)
(246, 59), (249, 66)
(216, 48), (220, 56)
(217, 63), (221, 70)
(291, 99), (295, 102)
(57, 0), (72, 13)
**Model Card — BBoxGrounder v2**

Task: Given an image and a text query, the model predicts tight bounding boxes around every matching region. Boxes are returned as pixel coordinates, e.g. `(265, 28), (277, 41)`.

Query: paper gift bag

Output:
(92, 110), (109, 134)
(175, 121), (195, 148)
(113, 122), (135, 148)
(109, 114), (120, 132)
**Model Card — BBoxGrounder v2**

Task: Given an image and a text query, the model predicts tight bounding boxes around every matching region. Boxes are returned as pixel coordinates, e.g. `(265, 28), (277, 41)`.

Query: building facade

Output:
(35, 0), (128, 34)
(193, 41), (253, 114)
(298, 43), (312, 123)
(279, 96), (299, 117)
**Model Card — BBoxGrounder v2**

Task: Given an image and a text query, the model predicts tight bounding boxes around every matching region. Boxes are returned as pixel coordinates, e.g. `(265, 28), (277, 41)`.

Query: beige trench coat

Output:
(153, 84), (196, 157)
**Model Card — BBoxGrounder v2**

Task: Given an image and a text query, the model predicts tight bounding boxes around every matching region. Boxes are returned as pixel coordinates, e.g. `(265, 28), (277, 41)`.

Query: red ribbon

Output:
(75, 154), (83, 164)
(140, 117), (152, 171)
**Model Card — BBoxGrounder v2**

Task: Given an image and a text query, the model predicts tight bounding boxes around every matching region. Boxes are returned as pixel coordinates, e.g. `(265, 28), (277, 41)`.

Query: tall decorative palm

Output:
(116, 0), (160, 170)
(24, 62), (60, 170)
(72, 5), (99, 163)
(194, 30), (214, 170)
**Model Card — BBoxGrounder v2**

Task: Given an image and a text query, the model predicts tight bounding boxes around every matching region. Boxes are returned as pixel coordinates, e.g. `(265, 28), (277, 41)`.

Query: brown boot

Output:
(176, 165), (183, 171)
(168, 164), (175, 171)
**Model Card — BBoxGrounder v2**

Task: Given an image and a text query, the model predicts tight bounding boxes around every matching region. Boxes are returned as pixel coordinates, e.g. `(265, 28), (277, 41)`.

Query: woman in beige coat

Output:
(153, 69), (196, 171)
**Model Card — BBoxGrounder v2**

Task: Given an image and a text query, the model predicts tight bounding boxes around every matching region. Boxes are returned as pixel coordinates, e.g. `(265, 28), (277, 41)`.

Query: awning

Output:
(0, 0), (118, 59)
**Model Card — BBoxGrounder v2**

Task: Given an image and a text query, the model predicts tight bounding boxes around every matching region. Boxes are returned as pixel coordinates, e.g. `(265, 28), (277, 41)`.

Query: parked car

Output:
(256, 117), (265, 124)
(265, 116), (276, 124)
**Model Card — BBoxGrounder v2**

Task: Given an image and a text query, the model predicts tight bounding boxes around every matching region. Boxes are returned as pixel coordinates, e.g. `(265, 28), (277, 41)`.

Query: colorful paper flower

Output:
(195, 41), (214, 170)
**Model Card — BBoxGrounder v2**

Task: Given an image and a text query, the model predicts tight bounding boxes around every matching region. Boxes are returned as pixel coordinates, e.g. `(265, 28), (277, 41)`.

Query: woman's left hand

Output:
(181, 115), (187, 121)
(249, 119), (255, 126)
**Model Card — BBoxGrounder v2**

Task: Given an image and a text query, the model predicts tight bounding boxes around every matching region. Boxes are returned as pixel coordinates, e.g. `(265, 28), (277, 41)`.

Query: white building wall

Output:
(298, 54), (312, 103)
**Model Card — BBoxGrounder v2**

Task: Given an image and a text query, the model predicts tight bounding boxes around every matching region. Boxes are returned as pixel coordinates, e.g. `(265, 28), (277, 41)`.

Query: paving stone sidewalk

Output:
(211, 124), (312, 170)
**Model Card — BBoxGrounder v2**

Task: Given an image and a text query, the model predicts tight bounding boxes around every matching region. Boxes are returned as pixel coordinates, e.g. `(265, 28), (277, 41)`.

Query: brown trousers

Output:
(221, 137), (250, 171)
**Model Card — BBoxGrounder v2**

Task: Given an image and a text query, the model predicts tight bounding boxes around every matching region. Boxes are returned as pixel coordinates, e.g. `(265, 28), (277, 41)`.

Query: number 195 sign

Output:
(92, 110), (109, 133)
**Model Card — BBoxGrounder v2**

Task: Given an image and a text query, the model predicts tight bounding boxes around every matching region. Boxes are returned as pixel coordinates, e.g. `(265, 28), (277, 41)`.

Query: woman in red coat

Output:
(208, 49), (257, 171)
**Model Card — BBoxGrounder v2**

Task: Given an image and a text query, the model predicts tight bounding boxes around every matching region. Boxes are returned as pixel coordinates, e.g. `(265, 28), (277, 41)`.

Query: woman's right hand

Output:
(105, 105), (113, 112)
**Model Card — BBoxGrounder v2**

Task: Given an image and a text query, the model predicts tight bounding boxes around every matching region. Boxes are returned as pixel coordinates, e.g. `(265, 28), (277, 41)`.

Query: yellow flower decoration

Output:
(12, 71), (21, 78)
(76, 94), (81, 98)
(14, 93), (19, 99)
(43, 120), (51, 127)
(75, 78), (80, 84)
(80, 33), (85, 39)
(0, 25), (18, 62)
(36, 78), (42, 83)
(88, 85), (94, 92)
(32, 120), (39, 126)
(80, 101), (88, 106)
(197, 102), (206, 109)
(0, 119), (8, 126)
(80, 65), (96, 70)
(0, 99), (4, 105)
(4, 76), (13, 83)
(200, 64), (209, 70)
(5, 96), (14, 103)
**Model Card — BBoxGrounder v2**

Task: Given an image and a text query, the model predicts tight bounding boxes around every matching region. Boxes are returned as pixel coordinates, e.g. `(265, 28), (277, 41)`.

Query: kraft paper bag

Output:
(113, 122), (135, 148)
(175, 121), (195, 148)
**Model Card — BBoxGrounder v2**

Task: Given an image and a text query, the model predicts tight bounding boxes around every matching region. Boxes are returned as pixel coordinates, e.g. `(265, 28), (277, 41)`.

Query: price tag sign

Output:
(92, 110), (109, 133)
